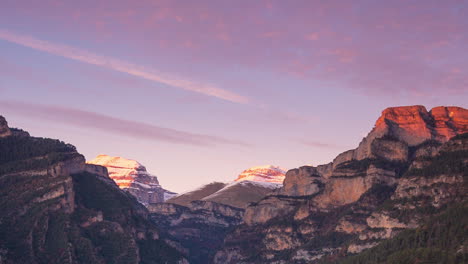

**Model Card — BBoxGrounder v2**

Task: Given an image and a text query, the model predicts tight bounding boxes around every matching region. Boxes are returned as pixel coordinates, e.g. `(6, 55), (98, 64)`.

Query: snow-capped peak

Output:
(235, 165), (286, 184)
(87, 154), (176, 205)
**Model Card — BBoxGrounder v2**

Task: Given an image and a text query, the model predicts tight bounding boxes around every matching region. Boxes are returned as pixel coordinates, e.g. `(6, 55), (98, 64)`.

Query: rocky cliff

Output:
(87, 154), (176, 206)
(214, 105), (468, 264)
(0, 117), (187, 264)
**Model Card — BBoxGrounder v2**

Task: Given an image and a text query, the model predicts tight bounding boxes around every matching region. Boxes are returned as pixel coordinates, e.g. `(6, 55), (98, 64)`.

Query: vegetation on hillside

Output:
(0, 135), (78, 174)
(0, 134), (186, 263)
(335, 202), (468, 264)
(404, 150), (468, 178)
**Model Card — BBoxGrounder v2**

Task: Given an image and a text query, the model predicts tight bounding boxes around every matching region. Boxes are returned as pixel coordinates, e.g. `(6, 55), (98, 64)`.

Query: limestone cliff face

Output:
(352, 105), (468, 162)
(280, 166), (323, 196)
(430, 106), (468, 141)
(215, 106), (468, 264)
(87, 155), (176, 206)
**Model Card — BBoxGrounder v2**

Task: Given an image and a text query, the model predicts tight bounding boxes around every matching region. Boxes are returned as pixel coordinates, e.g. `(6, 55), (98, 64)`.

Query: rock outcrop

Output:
(0, 115), (12, 137)
(215, 106), (468, 264)
(87, 154), (176, 206)
(352, 105), (468, 162)
(280, 166), (323, 196)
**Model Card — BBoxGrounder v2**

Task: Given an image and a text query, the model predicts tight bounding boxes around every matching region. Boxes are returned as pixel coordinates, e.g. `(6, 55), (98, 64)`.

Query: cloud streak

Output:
(0, 29), (249, 104)
(0, 100), (250, 147)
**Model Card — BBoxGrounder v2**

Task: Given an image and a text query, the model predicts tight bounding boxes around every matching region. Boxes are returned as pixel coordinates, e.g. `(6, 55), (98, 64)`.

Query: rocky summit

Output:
(87, 154), (176, 206)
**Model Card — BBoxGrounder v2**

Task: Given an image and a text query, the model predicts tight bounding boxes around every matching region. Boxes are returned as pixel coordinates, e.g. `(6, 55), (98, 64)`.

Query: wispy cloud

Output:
(0, 29), (249, 104)
(0, 100), (250, 147)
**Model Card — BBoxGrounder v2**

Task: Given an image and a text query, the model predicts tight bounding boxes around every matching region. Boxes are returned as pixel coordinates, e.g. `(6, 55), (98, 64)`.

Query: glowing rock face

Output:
(374, 105), (468, 145)
(87, 155), (175, 205)
(235, 165), (286, 184)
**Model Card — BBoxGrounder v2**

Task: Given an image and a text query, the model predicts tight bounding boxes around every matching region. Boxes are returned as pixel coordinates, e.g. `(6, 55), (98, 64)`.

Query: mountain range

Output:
(0, 105), (466, 264)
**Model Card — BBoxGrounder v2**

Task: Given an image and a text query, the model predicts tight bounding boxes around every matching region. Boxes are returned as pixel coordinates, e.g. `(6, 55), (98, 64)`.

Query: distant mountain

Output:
(0, 116), (187, 264)
(166, 182), (227, 207)
(167, 165), (286, 209)
(214, 105), (468, 264)
(87, 154), (176, 206)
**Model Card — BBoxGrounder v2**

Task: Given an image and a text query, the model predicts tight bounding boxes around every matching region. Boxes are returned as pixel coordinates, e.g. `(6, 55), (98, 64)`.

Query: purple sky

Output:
(0, 0), (467, 192)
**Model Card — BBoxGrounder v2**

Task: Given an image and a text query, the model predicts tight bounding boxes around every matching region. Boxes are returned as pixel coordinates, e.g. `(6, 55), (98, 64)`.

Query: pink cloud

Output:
(0, 29), (249, 104)
(0, 100), (250, 147)
(1, 0), (467, 98)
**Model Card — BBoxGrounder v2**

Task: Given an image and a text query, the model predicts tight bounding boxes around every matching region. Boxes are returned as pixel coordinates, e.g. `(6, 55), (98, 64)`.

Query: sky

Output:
(0, 0), (467, 193)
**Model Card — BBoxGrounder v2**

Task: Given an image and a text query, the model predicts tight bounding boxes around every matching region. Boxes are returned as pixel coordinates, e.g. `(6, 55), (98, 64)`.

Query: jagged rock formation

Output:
(0, 117), (187, 264)
(214, 105), (468, 264)
(87, 154), (176, 206)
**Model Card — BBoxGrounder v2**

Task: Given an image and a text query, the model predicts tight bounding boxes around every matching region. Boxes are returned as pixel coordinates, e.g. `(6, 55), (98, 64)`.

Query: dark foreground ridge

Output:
(0, 115), (188, 264)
